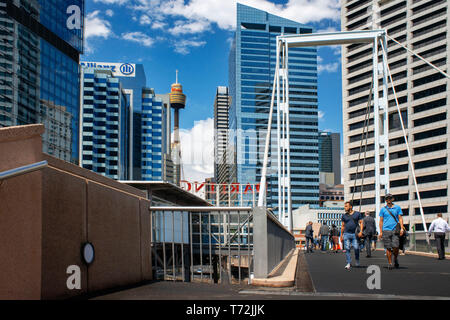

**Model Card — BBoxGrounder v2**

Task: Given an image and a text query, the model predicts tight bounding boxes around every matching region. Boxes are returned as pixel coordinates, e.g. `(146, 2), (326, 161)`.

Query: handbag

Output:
(385, 206), (403, 236)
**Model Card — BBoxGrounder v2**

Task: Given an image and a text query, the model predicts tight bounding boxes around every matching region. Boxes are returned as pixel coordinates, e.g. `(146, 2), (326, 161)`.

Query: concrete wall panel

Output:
(0, 125), (44, 299)
(0, 172), (42, 299)
(87, 181), (142, 292)
(41, 167), (88, 299)
(140, 199), (152, 281)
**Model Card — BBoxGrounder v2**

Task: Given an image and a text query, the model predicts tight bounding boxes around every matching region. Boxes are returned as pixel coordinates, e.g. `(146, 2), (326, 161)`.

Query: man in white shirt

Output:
(428, 213), (450, 260)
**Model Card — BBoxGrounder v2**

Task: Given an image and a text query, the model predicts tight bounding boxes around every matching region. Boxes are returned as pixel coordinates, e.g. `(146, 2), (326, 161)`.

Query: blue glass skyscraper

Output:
(80, 67), (129, 180)
(80, 62), (168, 182)
(228, 4), (319, 210)
(141, 89), (163, 181)
(0, 0), (84, 163)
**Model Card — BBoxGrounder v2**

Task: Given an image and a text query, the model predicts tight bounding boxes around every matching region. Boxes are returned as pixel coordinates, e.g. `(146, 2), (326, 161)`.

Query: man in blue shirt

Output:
(379, 193), (405, 269)
(340, 201), (364, 270)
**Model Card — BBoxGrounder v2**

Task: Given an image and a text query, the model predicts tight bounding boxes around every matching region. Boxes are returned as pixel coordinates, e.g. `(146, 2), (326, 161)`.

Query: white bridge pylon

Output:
(258, 30), (428, 237)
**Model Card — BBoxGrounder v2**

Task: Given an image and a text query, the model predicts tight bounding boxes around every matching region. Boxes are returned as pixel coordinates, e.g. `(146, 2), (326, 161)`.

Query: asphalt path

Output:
(303, 250), (450, 298)
(90, 251), (450, 300)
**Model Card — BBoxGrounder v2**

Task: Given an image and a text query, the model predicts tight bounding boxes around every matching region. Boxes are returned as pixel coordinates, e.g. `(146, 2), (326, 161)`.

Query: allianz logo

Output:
(80, 62), (134, 75)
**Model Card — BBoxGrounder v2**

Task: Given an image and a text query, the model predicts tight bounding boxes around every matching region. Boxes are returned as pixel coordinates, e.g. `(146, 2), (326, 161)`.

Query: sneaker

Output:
(345, 263), (351, 270)
(355, 260), (360, 267)
(394, 260), (399, 269)
(388, 264), (393, 270)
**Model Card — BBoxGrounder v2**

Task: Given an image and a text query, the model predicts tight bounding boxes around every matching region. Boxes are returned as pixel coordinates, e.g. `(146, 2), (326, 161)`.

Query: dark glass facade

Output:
(229, 4), (319, 211)
(0, 0), (83, 163)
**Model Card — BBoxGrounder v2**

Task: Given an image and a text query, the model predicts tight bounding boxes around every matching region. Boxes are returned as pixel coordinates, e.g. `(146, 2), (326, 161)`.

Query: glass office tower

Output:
(228, 4), (319, 210)
(80, 67), (129, 180)
(0, 0), (84, 164)
(80, 62), (169, 182)
(141, 88), (164, 181)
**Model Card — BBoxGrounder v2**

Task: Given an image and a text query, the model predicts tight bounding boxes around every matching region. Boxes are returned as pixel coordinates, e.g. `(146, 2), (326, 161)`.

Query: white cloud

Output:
(168, 19), (211, 36)
(318, 110), (325, 120)
(152, 21), (167, 30)
(84, 11), (113, 54)
(178, 118), (214, 182)
(105, 9), (114, 17)
(140, 14), (152, 25)
(133, 0), (340, 33)
(173, 39), (206, 55)
(85, 11), (113, 39)
(93, 0), (127, 4)
(318, 62), (339, 73)
(122, 31), (155, 47)
(317, 55), (339, 74)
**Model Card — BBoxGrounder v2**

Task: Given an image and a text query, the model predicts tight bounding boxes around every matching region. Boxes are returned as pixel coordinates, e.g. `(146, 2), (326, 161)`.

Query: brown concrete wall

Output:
(0, 125), (44, 300)
(87, 181), (142, 292)
(140, 199), (153, 281)
(41, 167), (88, 299)
(0, 124), (153, 299)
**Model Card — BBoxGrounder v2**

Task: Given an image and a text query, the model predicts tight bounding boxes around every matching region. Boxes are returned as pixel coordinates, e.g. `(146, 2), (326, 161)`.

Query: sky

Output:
(83, 0), (343, 182)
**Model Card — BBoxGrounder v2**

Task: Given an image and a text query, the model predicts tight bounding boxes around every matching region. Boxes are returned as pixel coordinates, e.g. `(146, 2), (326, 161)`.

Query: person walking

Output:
(330, 224), (340, 252)
(305, 221), (314, 253)
(359, 211), (376, 257)
(428, 213), (450, 260)
(379, 193), (404, 269)
(341, 201), (363, 270)
(318, 222), (330, 252)
(372, 231), (378, 251)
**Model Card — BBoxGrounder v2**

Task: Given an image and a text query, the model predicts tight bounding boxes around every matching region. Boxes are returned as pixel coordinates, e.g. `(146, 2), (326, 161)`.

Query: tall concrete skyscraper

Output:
(214, 86), (231, 185)
(0, 0), (84, 164)
(228, 4), (319, 209)
(319, 131), (341, 186)
(342, 0), (449, 230)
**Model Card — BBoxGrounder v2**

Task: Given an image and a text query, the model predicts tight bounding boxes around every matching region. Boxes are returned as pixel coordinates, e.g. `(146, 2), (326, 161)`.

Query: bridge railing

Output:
(149, 206), (296, 284)
(253, 207), (296, 278)
(149, 207), (254, 284)
(403, 231), (450, 254)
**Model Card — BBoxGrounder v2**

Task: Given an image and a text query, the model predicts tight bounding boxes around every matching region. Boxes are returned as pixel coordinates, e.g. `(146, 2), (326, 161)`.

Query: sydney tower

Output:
(169, 70), (186, 185)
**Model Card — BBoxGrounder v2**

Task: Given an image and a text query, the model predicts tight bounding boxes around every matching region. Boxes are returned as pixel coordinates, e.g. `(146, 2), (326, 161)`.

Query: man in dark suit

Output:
(359, 211), (376, 257)
(305, 221), (314, 253)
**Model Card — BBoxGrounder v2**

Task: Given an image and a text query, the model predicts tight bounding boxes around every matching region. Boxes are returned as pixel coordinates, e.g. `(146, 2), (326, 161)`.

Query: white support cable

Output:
(285, 42), (292, 232)
(257, 46), (279, 208)
(379, 39), (431, 247)
(386, 34), (450, 80)
(281, 43), (286, 227)
(276, 39), (282, 220)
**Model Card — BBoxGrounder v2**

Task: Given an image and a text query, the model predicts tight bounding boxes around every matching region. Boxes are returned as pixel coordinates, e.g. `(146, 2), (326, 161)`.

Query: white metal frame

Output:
(259, 30), (391, 232)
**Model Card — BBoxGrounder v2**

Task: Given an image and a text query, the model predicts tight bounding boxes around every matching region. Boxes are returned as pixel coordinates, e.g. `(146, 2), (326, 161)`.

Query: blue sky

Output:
(83, 0), (343, 180)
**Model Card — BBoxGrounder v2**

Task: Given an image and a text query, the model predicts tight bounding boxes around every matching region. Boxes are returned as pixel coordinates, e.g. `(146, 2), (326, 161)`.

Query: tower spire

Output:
(176, 69), (179, 84)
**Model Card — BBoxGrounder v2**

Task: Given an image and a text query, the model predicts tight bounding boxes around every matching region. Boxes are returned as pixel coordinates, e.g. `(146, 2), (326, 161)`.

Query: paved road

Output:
(303, 250), (450, 298)
(91, 251), (450, 300)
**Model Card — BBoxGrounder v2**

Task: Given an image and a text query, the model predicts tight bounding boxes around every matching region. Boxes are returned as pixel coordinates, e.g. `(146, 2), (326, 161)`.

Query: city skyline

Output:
(83, 0), (343, 182)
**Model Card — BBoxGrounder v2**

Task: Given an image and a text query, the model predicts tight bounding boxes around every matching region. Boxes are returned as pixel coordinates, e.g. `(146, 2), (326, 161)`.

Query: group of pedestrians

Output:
(305, 193), (450, 270)
(341, 194), (405, 270)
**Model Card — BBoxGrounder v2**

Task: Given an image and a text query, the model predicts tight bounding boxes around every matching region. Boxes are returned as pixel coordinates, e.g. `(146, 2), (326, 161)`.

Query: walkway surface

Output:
(91, 251), (450, 300)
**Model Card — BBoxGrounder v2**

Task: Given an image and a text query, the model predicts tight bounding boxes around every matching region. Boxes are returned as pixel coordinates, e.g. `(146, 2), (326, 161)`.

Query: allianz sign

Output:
(80, 62), (136, 77)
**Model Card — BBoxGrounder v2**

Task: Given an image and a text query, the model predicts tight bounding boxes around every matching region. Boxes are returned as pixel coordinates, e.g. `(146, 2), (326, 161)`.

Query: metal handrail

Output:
(148, 206), (252, 212)
(0, 161), (48, 181)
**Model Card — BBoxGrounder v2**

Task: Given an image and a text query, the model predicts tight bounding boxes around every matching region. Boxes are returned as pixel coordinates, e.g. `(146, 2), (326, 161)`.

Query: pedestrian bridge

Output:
(0, 124), (449, 300)
(92, 250), (450, 300)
